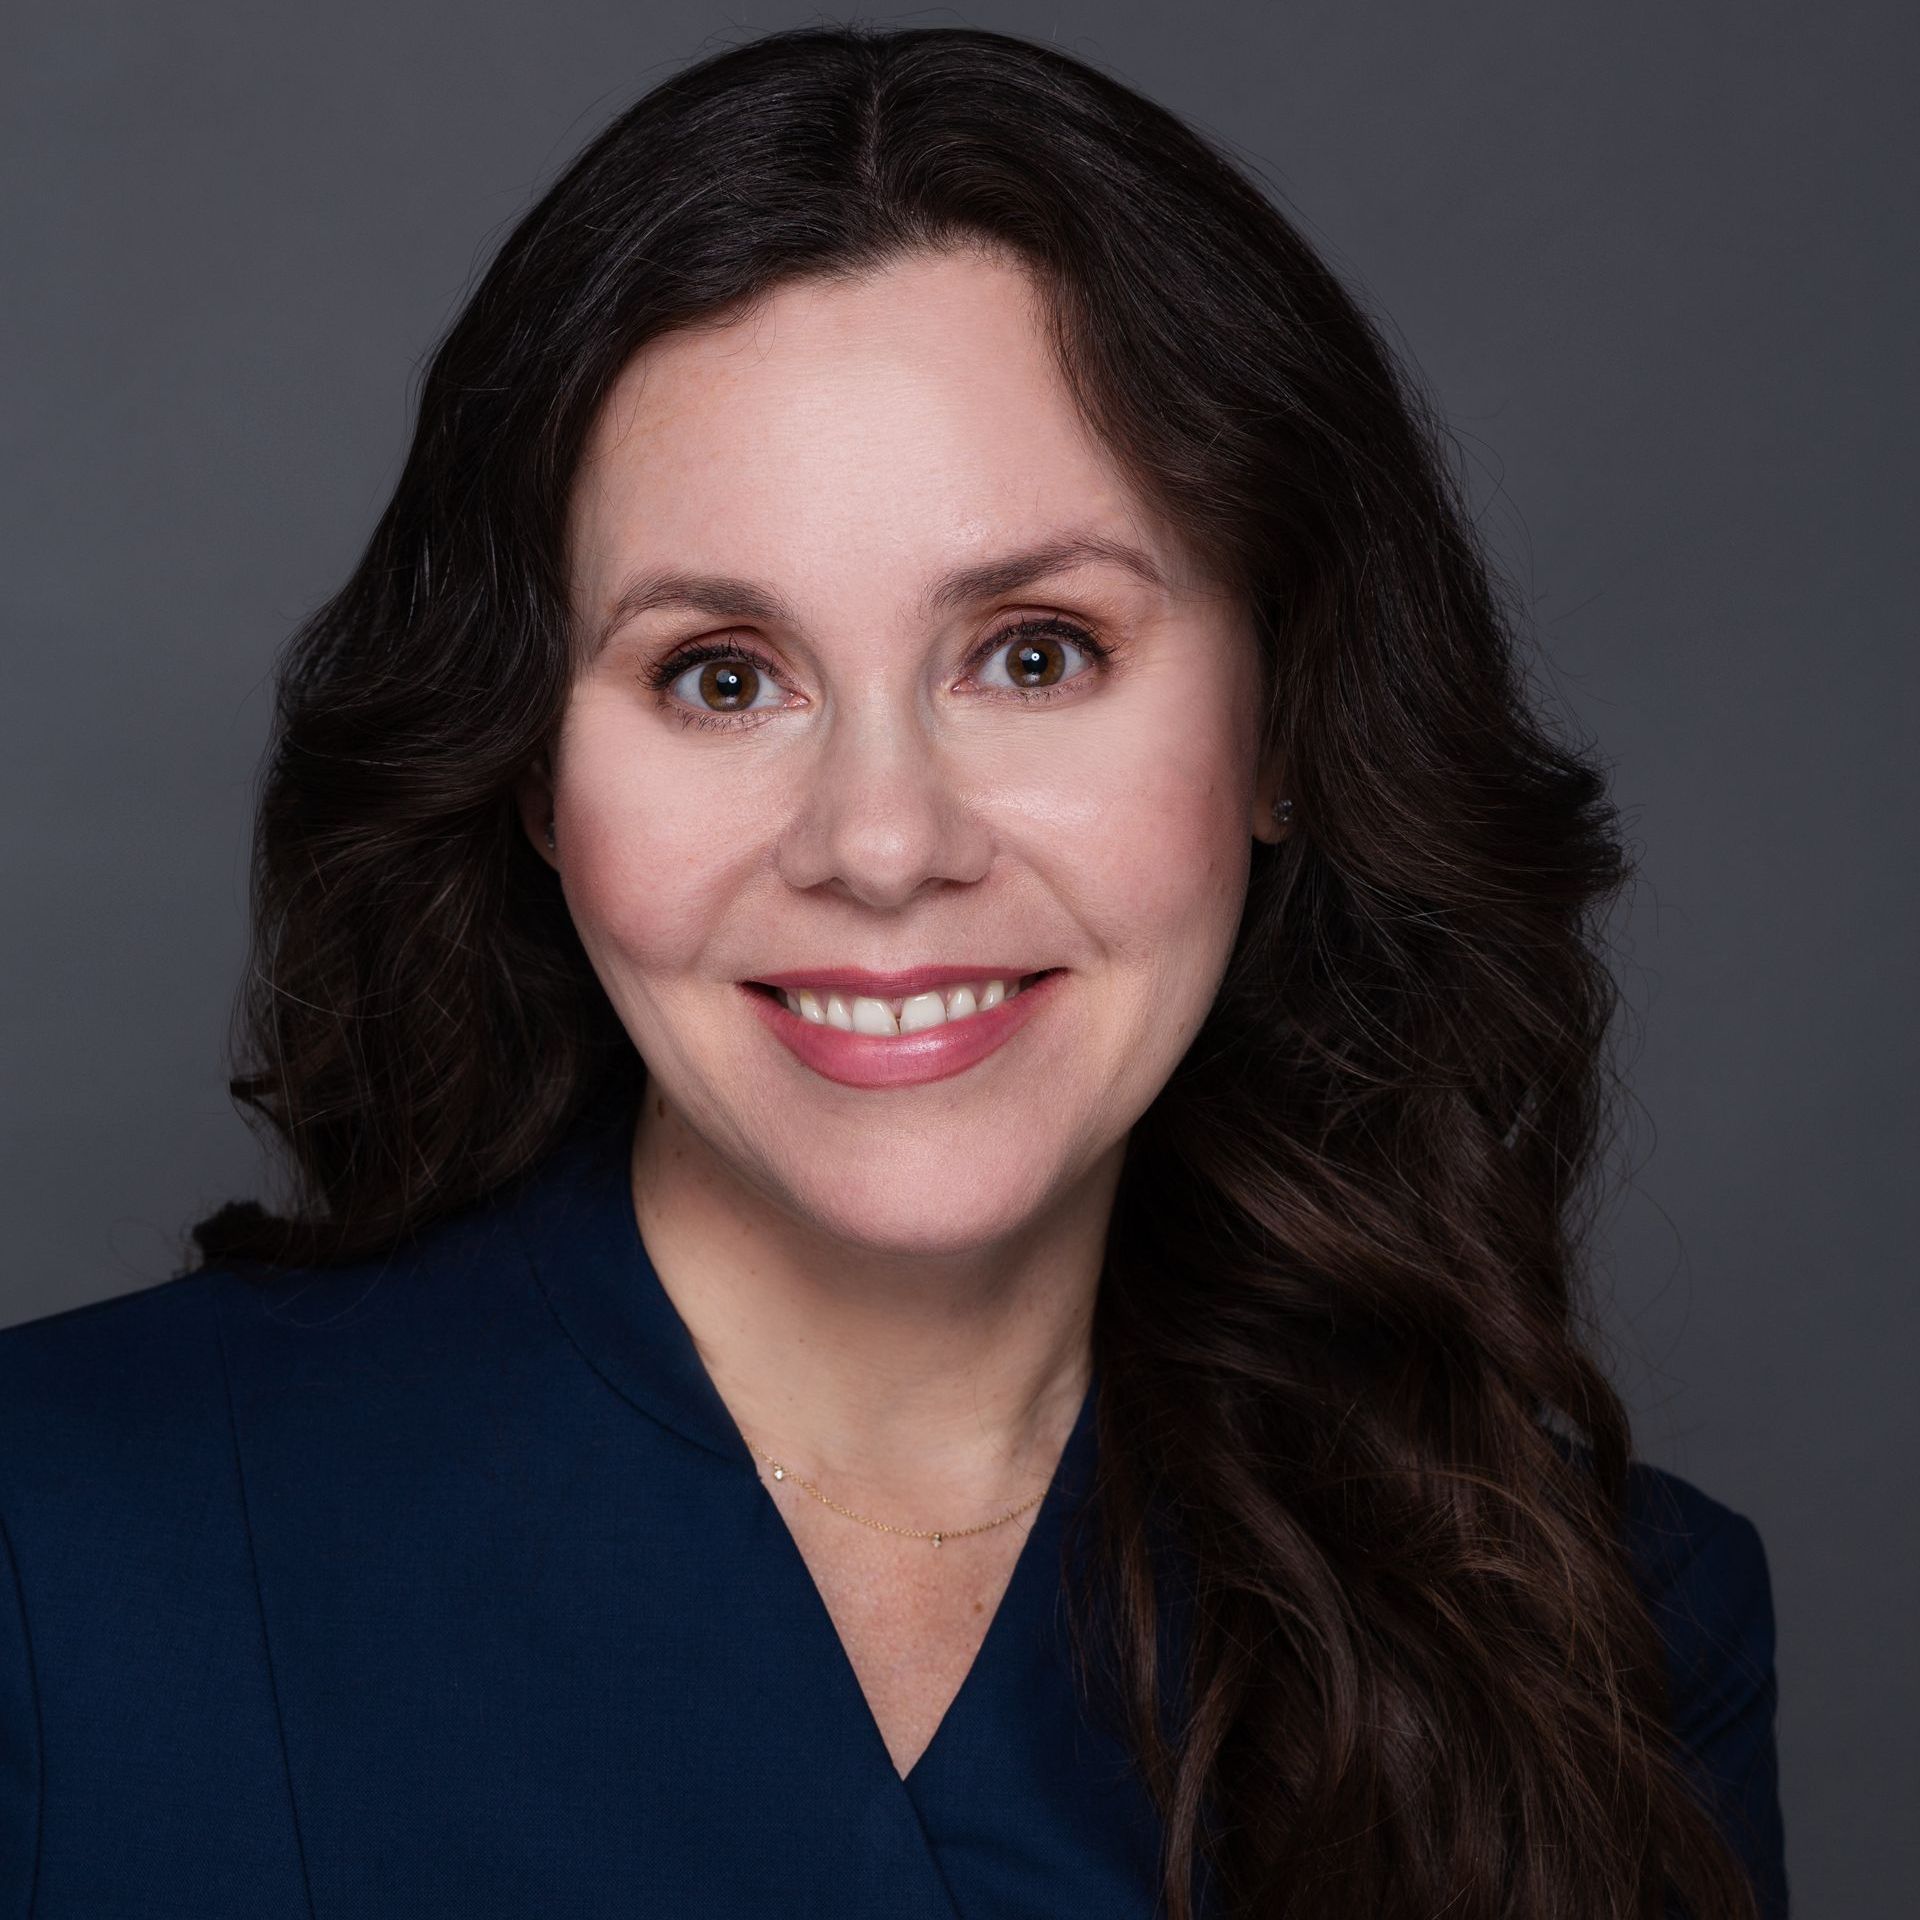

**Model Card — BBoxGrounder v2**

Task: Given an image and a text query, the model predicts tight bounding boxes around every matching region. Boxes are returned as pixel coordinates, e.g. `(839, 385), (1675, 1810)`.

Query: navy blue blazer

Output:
(0, 1101), (1786, 1917)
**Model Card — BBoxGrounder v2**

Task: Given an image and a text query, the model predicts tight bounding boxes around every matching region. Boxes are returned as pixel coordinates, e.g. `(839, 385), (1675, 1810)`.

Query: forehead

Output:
(566, 249), (1180, 606)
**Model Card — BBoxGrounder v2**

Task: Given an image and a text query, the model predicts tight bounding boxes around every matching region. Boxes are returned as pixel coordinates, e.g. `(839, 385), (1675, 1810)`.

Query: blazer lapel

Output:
(216, 1098), (965, 1918)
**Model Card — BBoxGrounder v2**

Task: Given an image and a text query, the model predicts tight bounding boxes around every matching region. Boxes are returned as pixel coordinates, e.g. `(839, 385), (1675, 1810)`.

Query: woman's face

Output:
(534, 246), (1282, 1257)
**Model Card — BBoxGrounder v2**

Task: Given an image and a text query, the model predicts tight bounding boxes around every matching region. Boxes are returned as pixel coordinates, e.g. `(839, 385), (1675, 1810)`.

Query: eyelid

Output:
(648, 634), (782, 683)
(963, 615), (1109, 691)
(644, 612), (1115, 724)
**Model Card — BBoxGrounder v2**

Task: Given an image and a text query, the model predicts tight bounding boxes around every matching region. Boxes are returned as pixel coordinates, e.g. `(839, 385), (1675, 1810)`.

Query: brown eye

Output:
(694, 658), (759, 710)
(654, 649), (780, 715)
(975, 617), (1104, 695)
(1006, 634), (1067, 687)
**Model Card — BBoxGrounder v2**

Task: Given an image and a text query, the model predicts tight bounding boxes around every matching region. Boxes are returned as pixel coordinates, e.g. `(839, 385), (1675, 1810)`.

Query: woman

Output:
(0, 23), (1784, 1920)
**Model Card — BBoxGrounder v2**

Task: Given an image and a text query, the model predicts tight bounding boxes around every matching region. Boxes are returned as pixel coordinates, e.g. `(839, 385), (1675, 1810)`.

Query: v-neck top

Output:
(0, 1091), (1786, 1917)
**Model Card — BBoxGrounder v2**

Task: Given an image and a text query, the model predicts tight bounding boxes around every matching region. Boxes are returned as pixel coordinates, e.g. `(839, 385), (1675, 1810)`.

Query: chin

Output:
(771, 1157), (1070, 1261)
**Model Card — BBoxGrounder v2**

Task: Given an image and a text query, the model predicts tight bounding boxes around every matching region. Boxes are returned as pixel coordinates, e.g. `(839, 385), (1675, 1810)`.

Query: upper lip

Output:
(747, 964), (1052, 997)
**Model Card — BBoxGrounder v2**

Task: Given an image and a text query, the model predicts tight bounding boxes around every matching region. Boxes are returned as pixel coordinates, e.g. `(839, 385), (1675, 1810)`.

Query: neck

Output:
(627, 1087), (1112, 1519)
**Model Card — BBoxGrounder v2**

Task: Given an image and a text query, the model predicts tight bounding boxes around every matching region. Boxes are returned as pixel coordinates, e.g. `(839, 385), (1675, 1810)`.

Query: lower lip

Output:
(740, 971), (1064, 1089)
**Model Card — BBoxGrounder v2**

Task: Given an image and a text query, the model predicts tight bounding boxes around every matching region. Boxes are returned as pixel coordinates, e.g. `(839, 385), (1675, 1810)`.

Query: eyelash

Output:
(643, 617), (1115, 732)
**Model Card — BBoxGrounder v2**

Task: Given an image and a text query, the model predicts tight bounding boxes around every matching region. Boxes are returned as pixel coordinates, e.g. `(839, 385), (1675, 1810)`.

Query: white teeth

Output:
(898, 991), (947, 1034)
(850, 995), (897, 1035)
(775, 975), (1033, 1034)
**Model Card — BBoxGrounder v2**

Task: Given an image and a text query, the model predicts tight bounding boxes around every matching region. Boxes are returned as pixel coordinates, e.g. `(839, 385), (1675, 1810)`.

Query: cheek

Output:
(550, 689), (753, 982)
(1040, 676), (1257, 978)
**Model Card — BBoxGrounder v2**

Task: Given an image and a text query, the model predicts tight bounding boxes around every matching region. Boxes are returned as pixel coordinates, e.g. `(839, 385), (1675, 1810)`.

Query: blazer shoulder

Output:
(1616, 1462), (1776, 1737)
(0, 1267), (229, 1430)
(0, 1268), (242, 1511)
(1619, 1462), (1763, 1600)
(1619, 1463), (1788, 1918)
(0, 1268), (320, 1913)
(0, 1194), (526, 1459)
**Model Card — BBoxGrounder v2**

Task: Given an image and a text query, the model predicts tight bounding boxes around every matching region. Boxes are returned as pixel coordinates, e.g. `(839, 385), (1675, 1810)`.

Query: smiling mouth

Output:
(744, 969), (1058, 1037)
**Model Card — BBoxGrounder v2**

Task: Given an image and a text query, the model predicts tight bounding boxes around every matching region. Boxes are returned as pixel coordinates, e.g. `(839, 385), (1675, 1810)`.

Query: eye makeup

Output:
(642, 615), (1120, 731)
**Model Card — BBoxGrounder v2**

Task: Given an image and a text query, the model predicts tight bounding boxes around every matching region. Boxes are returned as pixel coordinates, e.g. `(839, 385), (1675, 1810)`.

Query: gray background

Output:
(4, 2), (1913, 1910)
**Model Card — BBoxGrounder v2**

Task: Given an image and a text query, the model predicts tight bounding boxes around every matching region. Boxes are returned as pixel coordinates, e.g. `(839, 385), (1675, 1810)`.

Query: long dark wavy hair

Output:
(189, 23), (1757, 1920)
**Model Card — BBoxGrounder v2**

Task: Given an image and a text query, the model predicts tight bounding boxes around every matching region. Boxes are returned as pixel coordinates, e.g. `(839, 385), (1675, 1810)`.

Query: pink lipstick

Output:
(739, 967), (1063, 1089)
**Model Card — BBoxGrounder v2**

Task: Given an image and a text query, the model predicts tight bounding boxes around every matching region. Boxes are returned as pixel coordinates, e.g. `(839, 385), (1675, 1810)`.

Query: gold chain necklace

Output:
(748, 1442), (1048, 1547)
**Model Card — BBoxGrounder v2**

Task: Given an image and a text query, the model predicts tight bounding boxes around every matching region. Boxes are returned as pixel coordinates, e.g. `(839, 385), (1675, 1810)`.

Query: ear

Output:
(1251, 755), (1294, 846)
(514, 755), (559, 870)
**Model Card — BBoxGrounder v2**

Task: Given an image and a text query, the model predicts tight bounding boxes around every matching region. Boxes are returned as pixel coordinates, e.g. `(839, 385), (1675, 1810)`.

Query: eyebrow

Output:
(590, 531), (1170, 654)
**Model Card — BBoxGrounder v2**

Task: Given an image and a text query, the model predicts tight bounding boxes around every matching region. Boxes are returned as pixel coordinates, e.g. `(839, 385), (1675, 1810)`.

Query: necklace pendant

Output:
(771, 1466), (784, 1481)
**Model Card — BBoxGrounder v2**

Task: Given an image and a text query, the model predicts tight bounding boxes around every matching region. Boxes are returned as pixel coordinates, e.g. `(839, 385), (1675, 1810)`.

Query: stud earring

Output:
(1271, 796), (1293, 825)
(545, 816), (556, 852)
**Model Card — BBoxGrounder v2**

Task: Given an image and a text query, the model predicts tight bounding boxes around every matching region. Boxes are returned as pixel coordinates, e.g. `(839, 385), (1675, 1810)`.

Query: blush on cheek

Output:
(556, 754), (784, 1027)
(1110, 743), (1251, 928)
(565, 823), (706, 982)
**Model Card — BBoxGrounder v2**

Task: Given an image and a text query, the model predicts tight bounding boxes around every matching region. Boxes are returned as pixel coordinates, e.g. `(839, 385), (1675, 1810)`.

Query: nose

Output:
(774, 691), (993, 910)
